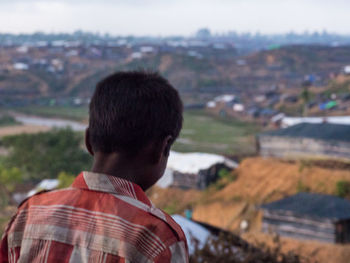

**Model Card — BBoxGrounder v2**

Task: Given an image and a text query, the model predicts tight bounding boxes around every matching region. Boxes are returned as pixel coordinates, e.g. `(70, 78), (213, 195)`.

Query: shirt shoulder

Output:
(8, 187), (189, 262)
(111, 193), (187, 245)
(18, 187), (187, 242)
(142, 208), (189, 263)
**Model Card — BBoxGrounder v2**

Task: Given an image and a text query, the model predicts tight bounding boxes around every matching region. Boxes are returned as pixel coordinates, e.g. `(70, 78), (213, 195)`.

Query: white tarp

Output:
(172, 215), (211, 255)
(167, 151), (237, 174)
(157, 151), (238, 188)
(214, 94), (236, 103)
(281, 116), (350, 128)
(27, 179), (59, 197)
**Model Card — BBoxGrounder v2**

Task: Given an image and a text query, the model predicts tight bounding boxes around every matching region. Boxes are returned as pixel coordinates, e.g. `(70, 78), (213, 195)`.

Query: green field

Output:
(0, 115), (20, 127)
(6, 106), (260, 156)
(173, 110), (260, 156)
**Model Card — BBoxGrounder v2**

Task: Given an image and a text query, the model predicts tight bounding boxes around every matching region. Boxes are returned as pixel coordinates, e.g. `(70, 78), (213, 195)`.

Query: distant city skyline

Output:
(1, 0), (349, 36)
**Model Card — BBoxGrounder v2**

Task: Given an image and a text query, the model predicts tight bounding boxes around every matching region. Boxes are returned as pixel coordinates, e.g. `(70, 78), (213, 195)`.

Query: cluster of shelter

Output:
(257, 116), (350, 244)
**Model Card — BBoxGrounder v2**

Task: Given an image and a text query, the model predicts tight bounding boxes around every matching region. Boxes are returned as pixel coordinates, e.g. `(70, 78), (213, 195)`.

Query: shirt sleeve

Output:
(0, 211), (19, 263)
(0, 227), (9, 263)
(153, 241), (189, 263)
(0, 223), (11, 263)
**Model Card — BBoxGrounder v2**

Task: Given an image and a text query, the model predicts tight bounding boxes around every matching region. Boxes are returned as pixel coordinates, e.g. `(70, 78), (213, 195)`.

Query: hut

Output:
(261, 193), (350, 243)
(156, 151), (238, 189)
(257, 123), (350, 160)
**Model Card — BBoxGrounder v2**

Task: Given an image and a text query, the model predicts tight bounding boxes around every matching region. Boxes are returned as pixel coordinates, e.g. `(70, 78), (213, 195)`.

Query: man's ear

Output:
(149, 136), (173, 164)
(85, 128), (94, 156)
(162, 135), (173, 157)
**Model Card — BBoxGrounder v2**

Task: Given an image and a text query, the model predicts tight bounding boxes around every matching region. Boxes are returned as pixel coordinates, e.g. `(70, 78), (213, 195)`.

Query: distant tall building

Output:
(196, 28), (211, 39)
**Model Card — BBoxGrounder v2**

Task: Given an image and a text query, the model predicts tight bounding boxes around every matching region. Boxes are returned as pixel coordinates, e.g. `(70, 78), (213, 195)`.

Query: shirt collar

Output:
(72, 171), (152, 206)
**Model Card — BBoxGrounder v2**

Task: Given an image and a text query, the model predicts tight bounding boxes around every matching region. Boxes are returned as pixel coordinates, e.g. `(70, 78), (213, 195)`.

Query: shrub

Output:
(212, 169), (238, 190)
(163, 201), (179, 215)
(218, 168), (231, 179)
(0, 165), (22, 192)
(335, 181), (350, 198)
(190, 232), (309, 263)
(2, 128), (92, 181)
(296, 180), (310, 193)
(57, 172), (75, 189)
(0, 115), (19, 127)
(298, 160), (311, 173)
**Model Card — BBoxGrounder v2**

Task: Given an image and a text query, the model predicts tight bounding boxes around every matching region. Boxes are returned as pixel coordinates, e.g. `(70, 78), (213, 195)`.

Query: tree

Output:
(335, 181), (350, 198)
(2, 128), (92, 182)
(0, 166), (22, 192)
(300, 86), (311, 117)
(0, 164), (22, 207)
(57, 171), (75, 188)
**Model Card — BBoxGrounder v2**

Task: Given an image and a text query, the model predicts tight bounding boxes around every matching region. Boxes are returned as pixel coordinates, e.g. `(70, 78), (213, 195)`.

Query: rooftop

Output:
(261, 192), (350, 221)
(260, 123), (350, 143)
(166, 151), (238, 174)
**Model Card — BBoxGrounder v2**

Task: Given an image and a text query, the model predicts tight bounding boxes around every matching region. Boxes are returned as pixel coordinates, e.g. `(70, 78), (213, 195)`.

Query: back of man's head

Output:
(88, 71), (183, 156)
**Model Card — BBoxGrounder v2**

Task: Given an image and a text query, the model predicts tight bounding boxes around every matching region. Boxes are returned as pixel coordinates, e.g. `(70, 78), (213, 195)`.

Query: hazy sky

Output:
(1, 0), (349, 36)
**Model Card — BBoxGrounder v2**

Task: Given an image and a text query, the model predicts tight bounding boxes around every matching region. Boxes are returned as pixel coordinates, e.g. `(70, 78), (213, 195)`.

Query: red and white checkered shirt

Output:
(0, 171), (189, 263)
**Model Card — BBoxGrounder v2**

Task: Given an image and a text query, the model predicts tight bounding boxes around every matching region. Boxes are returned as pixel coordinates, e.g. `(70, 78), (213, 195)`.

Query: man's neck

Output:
(91, 152), (149, 190)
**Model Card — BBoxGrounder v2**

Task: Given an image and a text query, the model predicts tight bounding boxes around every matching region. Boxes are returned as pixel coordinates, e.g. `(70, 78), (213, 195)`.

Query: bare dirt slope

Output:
(214, 157), (350, 203)
(188, 157), (350, 263)
(193, 157), (350, 231)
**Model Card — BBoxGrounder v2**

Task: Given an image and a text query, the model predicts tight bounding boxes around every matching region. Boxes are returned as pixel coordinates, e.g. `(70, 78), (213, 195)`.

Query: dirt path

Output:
(0, 125), (50, 137)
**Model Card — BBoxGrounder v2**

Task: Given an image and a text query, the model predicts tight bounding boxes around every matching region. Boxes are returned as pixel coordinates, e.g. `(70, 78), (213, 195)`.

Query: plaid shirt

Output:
(0, 171), (189, 263)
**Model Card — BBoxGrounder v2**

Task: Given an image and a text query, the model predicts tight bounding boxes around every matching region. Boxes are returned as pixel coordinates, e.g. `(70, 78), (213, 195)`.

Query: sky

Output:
(0, 0), (349, 36)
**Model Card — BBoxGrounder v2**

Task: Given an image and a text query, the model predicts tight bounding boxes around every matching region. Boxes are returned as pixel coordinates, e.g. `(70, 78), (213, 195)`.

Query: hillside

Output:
(246, 45), (350, 75)
(149, 157), (350, 263)
(193, 157), (350, 230)
(2, 45), (350, 106)
(78, 45), (350, 97)
(151, 157), (350, 231)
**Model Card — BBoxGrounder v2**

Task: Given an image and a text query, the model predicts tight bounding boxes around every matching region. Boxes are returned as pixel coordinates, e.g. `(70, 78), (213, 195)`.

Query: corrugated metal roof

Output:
(261, 193), (350, 221)
(260, 123), (350, 143)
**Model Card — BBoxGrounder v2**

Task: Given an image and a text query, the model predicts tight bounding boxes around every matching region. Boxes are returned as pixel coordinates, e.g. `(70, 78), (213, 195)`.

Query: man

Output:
(0, 71), (188, 262)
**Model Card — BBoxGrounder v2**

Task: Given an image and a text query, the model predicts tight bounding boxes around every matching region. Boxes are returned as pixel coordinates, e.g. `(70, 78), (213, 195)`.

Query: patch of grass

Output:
(298, 160), (312, 173)
(0, 115), (19, 127)
(230, 195), (243, 202)
(218, 168), (231, 179)
(173, 110), (260, 155)
(296, 180), (310, 193)
(208, 170), (238, 191)
(335, 180), (350, 198)
(325, 79), (350, 98)
(163, 201), (179, 215)
(277, 104), (304, 117)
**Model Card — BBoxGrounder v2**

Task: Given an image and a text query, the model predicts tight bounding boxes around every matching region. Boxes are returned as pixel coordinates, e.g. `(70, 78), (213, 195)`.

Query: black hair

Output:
(88, 70), (183, 155)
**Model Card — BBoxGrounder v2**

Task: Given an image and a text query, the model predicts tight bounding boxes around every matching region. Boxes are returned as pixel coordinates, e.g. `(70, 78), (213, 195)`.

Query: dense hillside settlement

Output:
(2, 34), (350, 120)
(2, 32), (350, 262)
